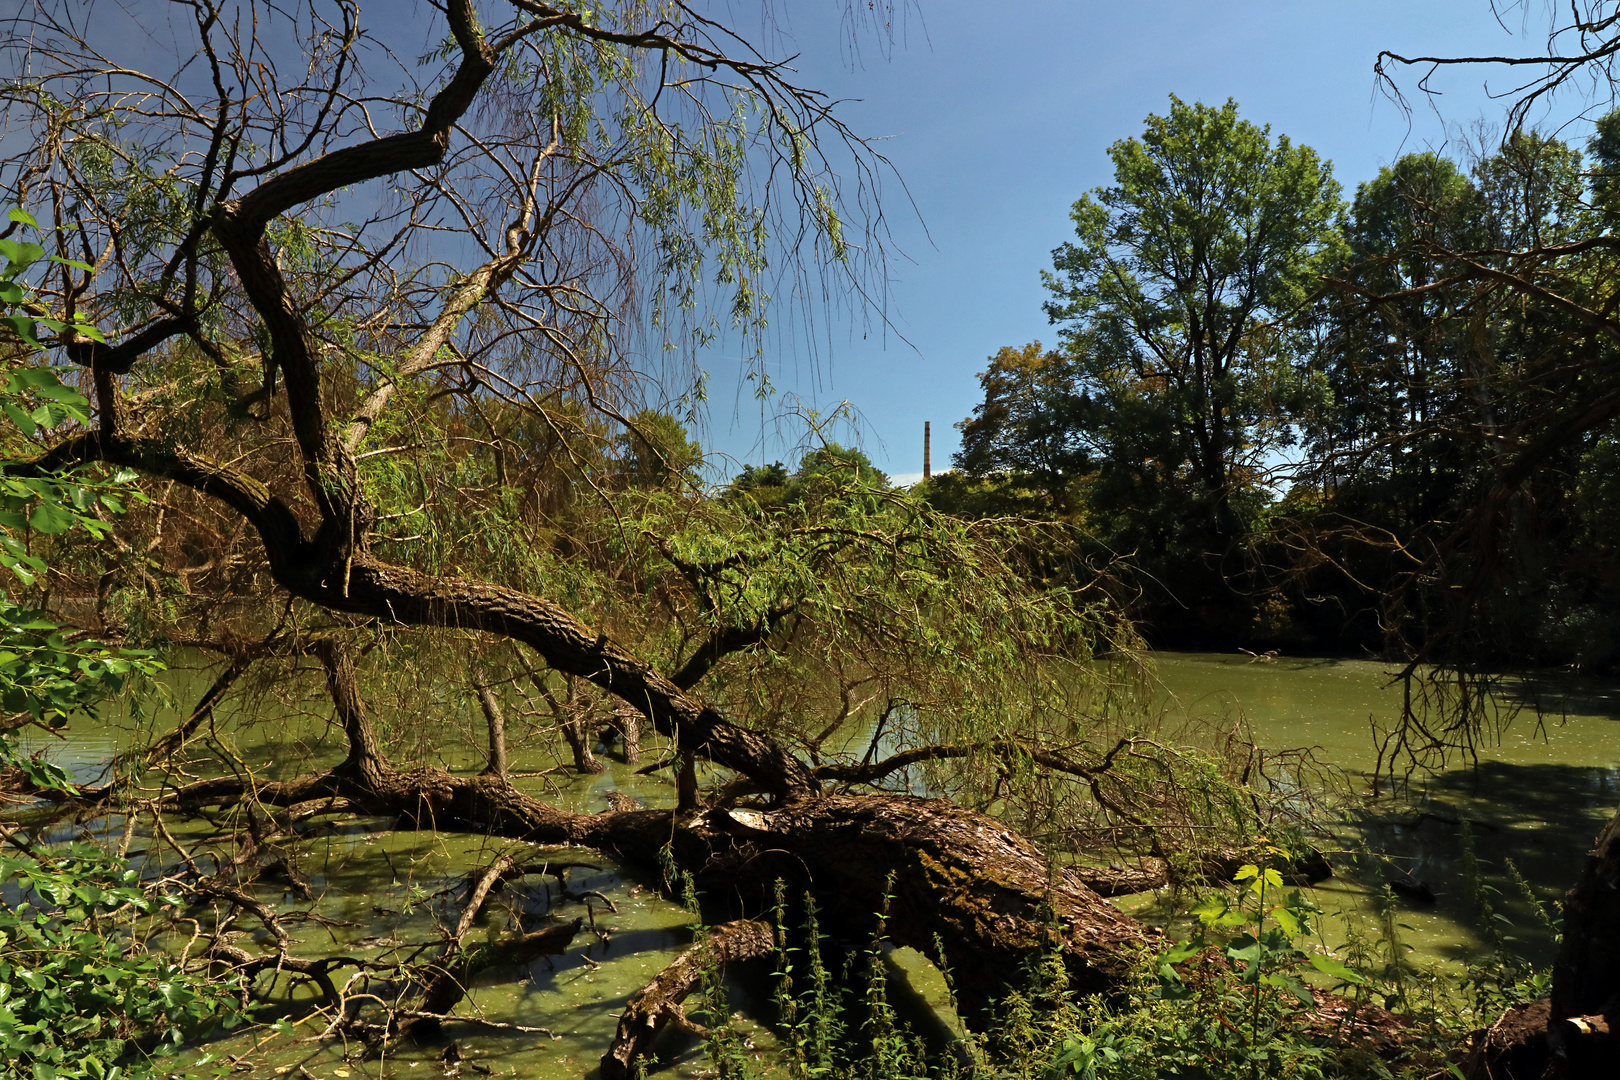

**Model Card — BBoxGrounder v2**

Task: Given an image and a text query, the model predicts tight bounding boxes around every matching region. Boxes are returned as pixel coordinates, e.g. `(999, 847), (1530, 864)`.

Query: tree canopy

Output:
(1042, 96), (1344, 539)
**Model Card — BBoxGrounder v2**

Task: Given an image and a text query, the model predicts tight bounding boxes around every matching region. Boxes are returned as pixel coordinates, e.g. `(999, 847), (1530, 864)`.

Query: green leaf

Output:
(1226, 935), (1264, 966)
(1271, 905), (1303, 937)
(1160, 940), (1200, 965)
(31, 403), (67, 429)
(3, 401), (36, 436)
(28, 501), (77, 534)
(0, 315), (40, 348)
(0, 239), (46, 269)
(8, 208), (38, 227)
(32, 381), (88, 407)
(1264, 971), (1316, 1006)
(1308, 954), (1367, 985)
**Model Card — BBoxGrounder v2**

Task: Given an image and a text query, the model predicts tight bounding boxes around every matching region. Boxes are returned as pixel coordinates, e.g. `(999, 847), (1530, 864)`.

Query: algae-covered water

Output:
(1143, 653), (1620, 971)
(11, 659), (723, 1080)
(11, 651), (1620, 1077)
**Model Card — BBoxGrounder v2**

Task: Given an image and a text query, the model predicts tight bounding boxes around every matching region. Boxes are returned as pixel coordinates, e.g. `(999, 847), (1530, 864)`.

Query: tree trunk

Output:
(473, 680), (508, 778)
(1547, 806), (1620, 1075)
(611, 702), (641, 765)
(560, 712), (606, 774)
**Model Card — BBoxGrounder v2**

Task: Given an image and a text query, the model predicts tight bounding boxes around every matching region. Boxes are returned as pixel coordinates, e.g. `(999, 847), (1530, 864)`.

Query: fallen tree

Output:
(0, 3), (1356, 1075)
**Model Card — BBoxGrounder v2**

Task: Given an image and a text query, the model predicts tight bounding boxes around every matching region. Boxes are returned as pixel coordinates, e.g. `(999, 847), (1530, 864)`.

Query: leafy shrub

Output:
(0, 847), (239, 1080)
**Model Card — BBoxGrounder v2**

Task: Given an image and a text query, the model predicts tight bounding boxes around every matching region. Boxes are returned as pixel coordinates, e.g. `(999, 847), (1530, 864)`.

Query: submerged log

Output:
(403, 853), (583, 1040)
(600, 919), (774, 1080)
(407, 921), (584, 1040)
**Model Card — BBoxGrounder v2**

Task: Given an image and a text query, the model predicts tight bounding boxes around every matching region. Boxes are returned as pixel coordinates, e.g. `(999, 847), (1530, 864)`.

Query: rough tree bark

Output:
(1546, 807), (1620, 1075)
(473, 679), (509, 778)
(611, 702), (642, 765)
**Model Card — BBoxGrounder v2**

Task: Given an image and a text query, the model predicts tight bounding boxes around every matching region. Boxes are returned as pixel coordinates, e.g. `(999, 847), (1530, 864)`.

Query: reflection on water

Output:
(1150, 653), (1620, 968)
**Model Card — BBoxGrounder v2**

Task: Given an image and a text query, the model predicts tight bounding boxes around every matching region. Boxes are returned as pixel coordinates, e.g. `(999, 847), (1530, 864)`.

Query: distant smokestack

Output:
(923, 421), (931, 481)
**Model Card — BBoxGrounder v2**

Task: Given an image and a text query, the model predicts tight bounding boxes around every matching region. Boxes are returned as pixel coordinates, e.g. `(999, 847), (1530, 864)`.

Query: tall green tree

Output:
(1042, 96), (1345, 539)
(615, 409), (703, 489)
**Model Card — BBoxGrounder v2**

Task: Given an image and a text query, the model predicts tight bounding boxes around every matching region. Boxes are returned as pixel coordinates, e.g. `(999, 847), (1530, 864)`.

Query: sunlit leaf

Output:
(1309, 954), (1366, 985)
(27, 501), (76, 534)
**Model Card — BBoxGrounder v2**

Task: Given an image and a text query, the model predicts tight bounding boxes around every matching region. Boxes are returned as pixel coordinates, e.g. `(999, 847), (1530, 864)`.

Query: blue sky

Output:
(693, 1), (1584, 483)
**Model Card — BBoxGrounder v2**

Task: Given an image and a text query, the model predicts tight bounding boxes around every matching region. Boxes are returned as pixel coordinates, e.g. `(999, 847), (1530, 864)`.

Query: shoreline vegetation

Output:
(2, 2), (1620, 1078)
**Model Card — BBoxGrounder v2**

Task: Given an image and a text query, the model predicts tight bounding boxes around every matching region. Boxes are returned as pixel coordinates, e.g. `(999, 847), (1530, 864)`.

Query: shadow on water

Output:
(1500, 671), (1620, 726)
(1150, 653), (1620, 969)
(1319, 761), (1616, 968)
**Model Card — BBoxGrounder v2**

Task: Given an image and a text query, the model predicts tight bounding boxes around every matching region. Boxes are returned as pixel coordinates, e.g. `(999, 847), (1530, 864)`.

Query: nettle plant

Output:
(1150, 864), (1367, 1079)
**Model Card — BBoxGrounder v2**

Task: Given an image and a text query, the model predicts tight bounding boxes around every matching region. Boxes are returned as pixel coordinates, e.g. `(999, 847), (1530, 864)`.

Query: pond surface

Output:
(1143, 653), (1620, 971)
(12, 661), (728, 1080)
(10, 651), (1620, 1077)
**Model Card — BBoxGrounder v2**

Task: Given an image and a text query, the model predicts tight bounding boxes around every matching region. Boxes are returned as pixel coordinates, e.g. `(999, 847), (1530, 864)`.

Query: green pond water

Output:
(1139, 652), (1620, 971)
(10, 651), (1620, 1078)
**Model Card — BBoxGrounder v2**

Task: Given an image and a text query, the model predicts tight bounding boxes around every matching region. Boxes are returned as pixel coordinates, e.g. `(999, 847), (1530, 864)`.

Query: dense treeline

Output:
(936, 97), (1620, 673)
